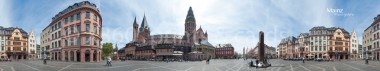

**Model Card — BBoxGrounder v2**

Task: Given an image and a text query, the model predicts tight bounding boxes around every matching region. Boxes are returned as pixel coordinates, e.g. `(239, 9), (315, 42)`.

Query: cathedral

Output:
(119, 7), (214, 61)
(132, 7), (208, 45)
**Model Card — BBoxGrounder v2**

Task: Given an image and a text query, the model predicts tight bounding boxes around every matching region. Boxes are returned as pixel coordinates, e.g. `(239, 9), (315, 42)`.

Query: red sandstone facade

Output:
(215, 44), (235, 59)
(43, 1), (102, 62)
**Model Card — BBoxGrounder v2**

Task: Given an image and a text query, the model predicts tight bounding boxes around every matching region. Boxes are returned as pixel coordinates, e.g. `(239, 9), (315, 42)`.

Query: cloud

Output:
(11, 0), (366, 54)
(97, 0), (335, 54)
(0, 0), (12, 27)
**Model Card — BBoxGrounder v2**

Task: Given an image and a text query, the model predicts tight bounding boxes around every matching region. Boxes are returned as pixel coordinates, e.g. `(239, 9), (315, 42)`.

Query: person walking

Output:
(302, 57), (305, 63)
(106, 57), (112, 66)
(43, 58), (47, 64)
(206, 58), (210, 64)
(105, 57), (109, 66)
(249, 60), (253, 67)
(255, 60), (259, 68)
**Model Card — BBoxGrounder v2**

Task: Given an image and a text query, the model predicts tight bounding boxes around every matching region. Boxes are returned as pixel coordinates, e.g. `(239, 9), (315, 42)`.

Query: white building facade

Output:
(350, 29), (359, 60)
(28, 30), (37, 60)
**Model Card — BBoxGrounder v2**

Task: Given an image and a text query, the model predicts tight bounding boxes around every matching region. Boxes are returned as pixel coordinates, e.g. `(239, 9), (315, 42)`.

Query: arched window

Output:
(94, 39), (97, 45)
(65, 40), (68, 46)
(70, 38), (74, 46)
(77, 37), (81, 45)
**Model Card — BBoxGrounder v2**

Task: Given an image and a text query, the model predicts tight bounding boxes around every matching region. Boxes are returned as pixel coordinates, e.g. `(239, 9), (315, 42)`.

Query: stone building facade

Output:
(278, 36), (297, 59)
(350, 29), (359, 60)
(215, 44), (234, 59)
(28, 30), (37, 60)
(0, 27), (29, 60)
(362, 14), (380, 60)
(278, 26), (351, 60)
(119, 7), (212, 61)
(41, 1), (102, 62)
(295, 33), (309, 58)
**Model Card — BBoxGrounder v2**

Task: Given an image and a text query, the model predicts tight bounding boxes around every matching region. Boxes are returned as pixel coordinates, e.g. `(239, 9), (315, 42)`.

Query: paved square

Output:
(0, 59), (379, 71)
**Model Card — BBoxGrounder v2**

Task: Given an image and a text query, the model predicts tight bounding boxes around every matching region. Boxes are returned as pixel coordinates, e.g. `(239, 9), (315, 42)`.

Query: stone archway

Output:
(76, 50), (81, 62)
(55, 52), (58, 60)
(58, 52), (61, 61)
(65, 51), (68, 61)
(70, 51), (74, 61)
(85, 50), (90, 62)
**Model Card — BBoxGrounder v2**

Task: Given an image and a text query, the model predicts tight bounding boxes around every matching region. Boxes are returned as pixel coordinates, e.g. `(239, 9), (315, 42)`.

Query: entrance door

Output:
(85, 50), (90, 62)
(76, 50), (81, 62)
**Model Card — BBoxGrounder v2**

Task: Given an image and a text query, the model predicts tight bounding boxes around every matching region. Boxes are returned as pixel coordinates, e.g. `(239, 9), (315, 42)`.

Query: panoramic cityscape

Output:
(1, 0), (380, 71)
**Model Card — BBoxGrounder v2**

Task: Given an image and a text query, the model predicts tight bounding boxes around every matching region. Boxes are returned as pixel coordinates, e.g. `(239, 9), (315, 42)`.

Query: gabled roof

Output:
(197, 26), (203, 32)
(279, 36), (297, 44)
(0, 27), (28, 37)
(194, 40), (214, 48)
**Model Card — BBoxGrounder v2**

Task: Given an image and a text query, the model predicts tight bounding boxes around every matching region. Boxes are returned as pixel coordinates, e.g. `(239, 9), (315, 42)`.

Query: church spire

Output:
(185, 6), (195, 22)
(197, 25), (203, 32)
(133, 16), (138, 26)
(140, 14), (149, 30)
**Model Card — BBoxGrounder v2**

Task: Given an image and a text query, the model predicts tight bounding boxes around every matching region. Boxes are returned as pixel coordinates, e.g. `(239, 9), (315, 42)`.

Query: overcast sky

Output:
(1, 0), (380, 54)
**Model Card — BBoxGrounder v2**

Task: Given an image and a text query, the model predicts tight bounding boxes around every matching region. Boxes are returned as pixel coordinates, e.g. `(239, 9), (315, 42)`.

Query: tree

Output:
(102, 43), (113, 58)
(233, 51), (241, 59)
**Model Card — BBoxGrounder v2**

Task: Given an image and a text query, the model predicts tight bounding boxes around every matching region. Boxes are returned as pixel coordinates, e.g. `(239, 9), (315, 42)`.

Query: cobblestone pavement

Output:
(0, 59), (379, 71)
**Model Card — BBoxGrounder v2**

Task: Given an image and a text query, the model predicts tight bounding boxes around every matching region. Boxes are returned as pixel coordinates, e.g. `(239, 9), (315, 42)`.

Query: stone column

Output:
(74, 51), (77, 62)
(67, 51), (71, 61)
(99, 52), (102, 61)
(258, 31), (264, 62)
(52, 52), (57, 60)
(377, 52), (379, 60)
(58, 52), (60, 61)
(49, 52), (52, 60)
(21, 54), (24, 60)
(62, 51), (65, 61)
(81, 50), (85, 62)
(90, 50), (93, 62)
(96, 51), (99, 62)
(16, 55), (18, 60)
(60, 51), (65, 61)
(338, 54), (340, 61)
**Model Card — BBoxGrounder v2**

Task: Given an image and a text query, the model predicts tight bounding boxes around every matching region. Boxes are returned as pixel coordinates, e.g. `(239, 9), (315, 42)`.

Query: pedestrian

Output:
(107, 57), (112, 66)
(255, 60), (259, 68)
(206, 58), (210, 64)
(43, 58), (47, 64)
(302, 57), (305, 63)
(249, 60), (253, 67)
(106, 58), (109, 66)
(365, 59), (369, 64)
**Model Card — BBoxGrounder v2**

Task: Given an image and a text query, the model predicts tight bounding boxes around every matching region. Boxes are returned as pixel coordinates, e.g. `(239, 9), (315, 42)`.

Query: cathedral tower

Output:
(185, 7), (197, 43)
(132, 17), (139, 42)
(138, 14), (150, 43)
